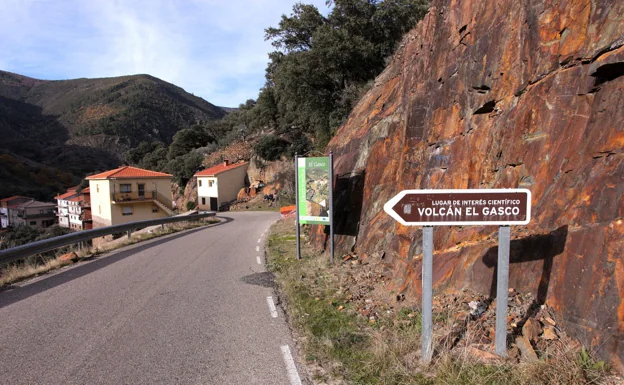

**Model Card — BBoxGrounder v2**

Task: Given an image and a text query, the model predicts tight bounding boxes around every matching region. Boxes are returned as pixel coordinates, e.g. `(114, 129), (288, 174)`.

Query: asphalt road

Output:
(0, 211), (304, 384)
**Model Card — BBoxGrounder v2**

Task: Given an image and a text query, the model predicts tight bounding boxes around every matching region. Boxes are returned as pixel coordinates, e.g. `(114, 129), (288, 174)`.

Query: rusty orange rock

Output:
(313, 0), (624, 371)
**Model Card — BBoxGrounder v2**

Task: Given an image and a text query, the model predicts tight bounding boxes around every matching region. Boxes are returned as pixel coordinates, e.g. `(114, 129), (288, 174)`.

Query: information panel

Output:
(297, 157), (330, 225)
(384, 189), (531, 226)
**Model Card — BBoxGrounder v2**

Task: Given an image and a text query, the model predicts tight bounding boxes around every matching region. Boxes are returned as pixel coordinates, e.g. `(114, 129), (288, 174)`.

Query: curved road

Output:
(0, 211), (304, 384)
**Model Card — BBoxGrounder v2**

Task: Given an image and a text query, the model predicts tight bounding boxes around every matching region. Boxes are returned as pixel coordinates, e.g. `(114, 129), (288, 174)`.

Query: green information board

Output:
(297, 157), (330, 225)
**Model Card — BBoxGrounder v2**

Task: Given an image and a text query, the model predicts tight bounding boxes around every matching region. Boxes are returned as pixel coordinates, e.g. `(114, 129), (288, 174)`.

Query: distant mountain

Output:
(0, 70), (226, 199)
(218, 106), (239, 113)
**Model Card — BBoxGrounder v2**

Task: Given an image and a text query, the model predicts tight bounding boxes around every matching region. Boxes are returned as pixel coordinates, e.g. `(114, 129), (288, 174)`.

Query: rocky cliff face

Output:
(319, 0), (624, 369)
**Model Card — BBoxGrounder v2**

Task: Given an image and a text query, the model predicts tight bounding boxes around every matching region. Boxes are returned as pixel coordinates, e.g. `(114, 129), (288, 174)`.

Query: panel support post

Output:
(294, 154), (301, 260)
(329, 151), (334, 264)
(496, 225), (511, 357)
(422, 226), (434, 363)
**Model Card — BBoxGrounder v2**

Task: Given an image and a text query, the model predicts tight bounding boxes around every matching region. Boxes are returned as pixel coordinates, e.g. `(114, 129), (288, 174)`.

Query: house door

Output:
(210, 197), (218, 211)
(138, 184), (145, 198)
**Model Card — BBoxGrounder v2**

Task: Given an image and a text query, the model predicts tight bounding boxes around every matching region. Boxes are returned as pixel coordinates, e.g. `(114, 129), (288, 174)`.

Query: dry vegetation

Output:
(0, 256), (76, 287)
(266, 218), (619, 384)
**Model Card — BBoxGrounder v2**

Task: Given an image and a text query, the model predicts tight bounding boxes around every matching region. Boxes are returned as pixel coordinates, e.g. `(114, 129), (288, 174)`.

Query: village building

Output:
(0, 196), (32, 229)
(195, 160), (249, 211)
(12, 200), (57, 229)
(56, 187), (92, 230)
(87, 166), (174, 228)
(55, 187), (78, 228)
(68, 187), (92, 230)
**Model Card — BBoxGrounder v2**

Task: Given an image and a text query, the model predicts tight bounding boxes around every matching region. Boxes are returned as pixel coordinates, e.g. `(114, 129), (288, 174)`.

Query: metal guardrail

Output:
(0, 212), (216, 266)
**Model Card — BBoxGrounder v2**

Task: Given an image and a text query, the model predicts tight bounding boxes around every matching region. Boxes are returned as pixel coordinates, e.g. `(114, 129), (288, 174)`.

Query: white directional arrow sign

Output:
(384, 188), (531, 226)
(383, 188), (532, 362)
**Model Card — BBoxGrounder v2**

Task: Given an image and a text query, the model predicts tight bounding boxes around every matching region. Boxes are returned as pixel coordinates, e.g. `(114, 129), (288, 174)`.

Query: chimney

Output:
(223, 159), (229, 167)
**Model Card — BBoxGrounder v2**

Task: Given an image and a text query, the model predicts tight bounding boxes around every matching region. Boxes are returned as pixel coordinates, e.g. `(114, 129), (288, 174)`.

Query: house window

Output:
(120, 184), (132, 193)
(152, 206), (158, 213)
(30, 221), (36, 225)
(208, 180), (214, 187)
(202, 197), (206, 205)
(98, 205), (101, 214)
(198, 180), (202, 187)
(122, 206), (133, 216)
(96, 184), (99, 193)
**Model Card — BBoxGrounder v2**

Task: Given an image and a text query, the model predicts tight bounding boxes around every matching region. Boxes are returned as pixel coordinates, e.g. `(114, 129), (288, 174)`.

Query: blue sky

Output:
(0, 0), (329, 107)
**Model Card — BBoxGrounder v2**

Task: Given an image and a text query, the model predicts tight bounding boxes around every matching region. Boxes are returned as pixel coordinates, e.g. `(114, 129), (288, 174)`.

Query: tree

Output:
(167, 125), (215, 160)
(254, 135), (290, 161)
(256, 0), (429, 150)
(139, 144), (169, 171)
(286, 132), (313, 157)
(127, 141), (163, 165)
(252, 86), (279, 130)
(0, 225), (41, 250)
(165, 151), (204, 187)
(265, 3), (326, 52)
(36, 225), (72, 241)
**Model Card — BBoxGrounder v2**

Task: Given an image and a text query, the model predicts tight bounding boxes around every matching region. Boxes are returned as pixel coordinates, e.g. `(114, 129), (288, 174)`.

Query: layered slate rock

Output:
(315, 0), (624, 370)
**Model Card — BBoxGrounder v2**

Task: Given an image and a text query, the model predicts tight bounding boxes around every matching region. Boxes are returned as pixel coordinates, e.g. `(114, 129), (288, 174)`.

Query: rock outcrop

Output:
(317, 0), (624, 370)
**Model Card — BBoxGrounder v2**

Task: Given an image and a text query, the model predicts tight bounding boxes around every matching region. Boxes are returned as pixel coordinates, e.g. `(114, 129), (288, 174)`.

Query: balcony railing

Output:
(111, 191), (155, 203)
(18, 212), (56, 219)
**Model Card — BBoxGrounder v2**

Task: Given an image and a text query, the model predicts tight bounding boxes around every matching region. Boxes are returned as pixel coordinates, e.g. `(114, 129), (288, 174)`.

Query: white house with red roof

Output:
(86, 166), (174, 228)
(55, 187), (78, 228)
(55, 187), (93, 230)
(194, 160), (249, 211)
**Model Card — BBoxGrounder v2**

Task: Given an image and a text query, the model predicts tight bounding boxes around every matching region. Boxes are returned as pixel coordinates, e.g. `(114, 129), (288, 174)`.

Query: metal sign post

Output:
(294, 154), (301, 260)
(384, 188), (531, 360)
(422, 226), (434, 363)
(329, 152), (335, 263)
(496, 225), (511, 356)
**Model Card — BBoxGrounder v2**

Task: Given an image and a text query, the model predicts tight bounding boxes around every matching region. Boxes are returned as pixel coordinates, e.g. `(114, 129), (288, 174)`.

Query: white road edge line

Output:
(267, 296), (278, 318)
(256, 246), (260, 252)
(256, 256), (262, 265)
(257, 238), (261, 243)
(281, 345), (302, 385)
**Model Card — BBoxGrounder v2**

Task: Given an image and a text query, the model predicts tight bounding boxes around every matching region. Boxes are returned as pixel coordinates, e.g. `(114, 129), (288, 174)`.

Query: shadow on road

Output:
(241, 271), (276, 288)
(0, 216), (235, 309)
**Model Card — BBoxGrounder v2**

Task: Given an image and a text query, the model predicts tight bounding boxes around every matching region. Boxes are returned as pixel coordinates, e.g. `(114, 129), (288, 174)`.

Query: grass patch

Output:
(0, 256), (74, 287)
(267, 218), (426, 384)
(266, 218), (616, 385)
(0, 218), (220, 287)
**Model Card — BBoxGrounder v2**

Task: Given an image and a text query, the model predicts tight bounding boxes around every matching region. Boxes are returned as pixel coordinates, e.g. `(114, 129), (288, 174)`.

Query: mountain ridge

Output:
(0, 70), (226, 199)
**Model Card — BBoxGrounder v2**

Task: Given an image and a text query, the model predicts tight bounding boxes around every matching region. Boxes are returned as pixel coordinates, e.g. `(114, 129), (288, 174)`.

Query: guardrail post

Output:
(127, 230), (131, 240)
(161, 223), (165, 231)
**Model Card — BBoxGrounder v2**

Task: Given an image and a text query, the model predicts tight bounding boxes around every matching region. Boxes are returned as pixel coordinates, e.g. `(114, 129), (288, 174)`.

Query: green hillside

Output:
(0, 71), (225, 199)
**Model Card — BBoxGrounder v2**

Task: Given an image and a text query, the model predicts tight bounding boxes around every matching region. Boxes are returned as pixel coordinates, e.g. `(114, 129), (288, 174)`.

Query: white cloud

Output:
(0, 0), (329, 106)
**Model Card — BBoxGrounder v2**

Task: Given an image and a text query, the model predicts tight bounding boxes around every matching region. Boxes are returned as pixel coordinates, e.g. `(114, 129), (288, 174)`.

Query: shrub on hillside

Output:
(0, 225), (41, 250)
(165, 151), (203, 188)
(254, 135), (289, 161)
